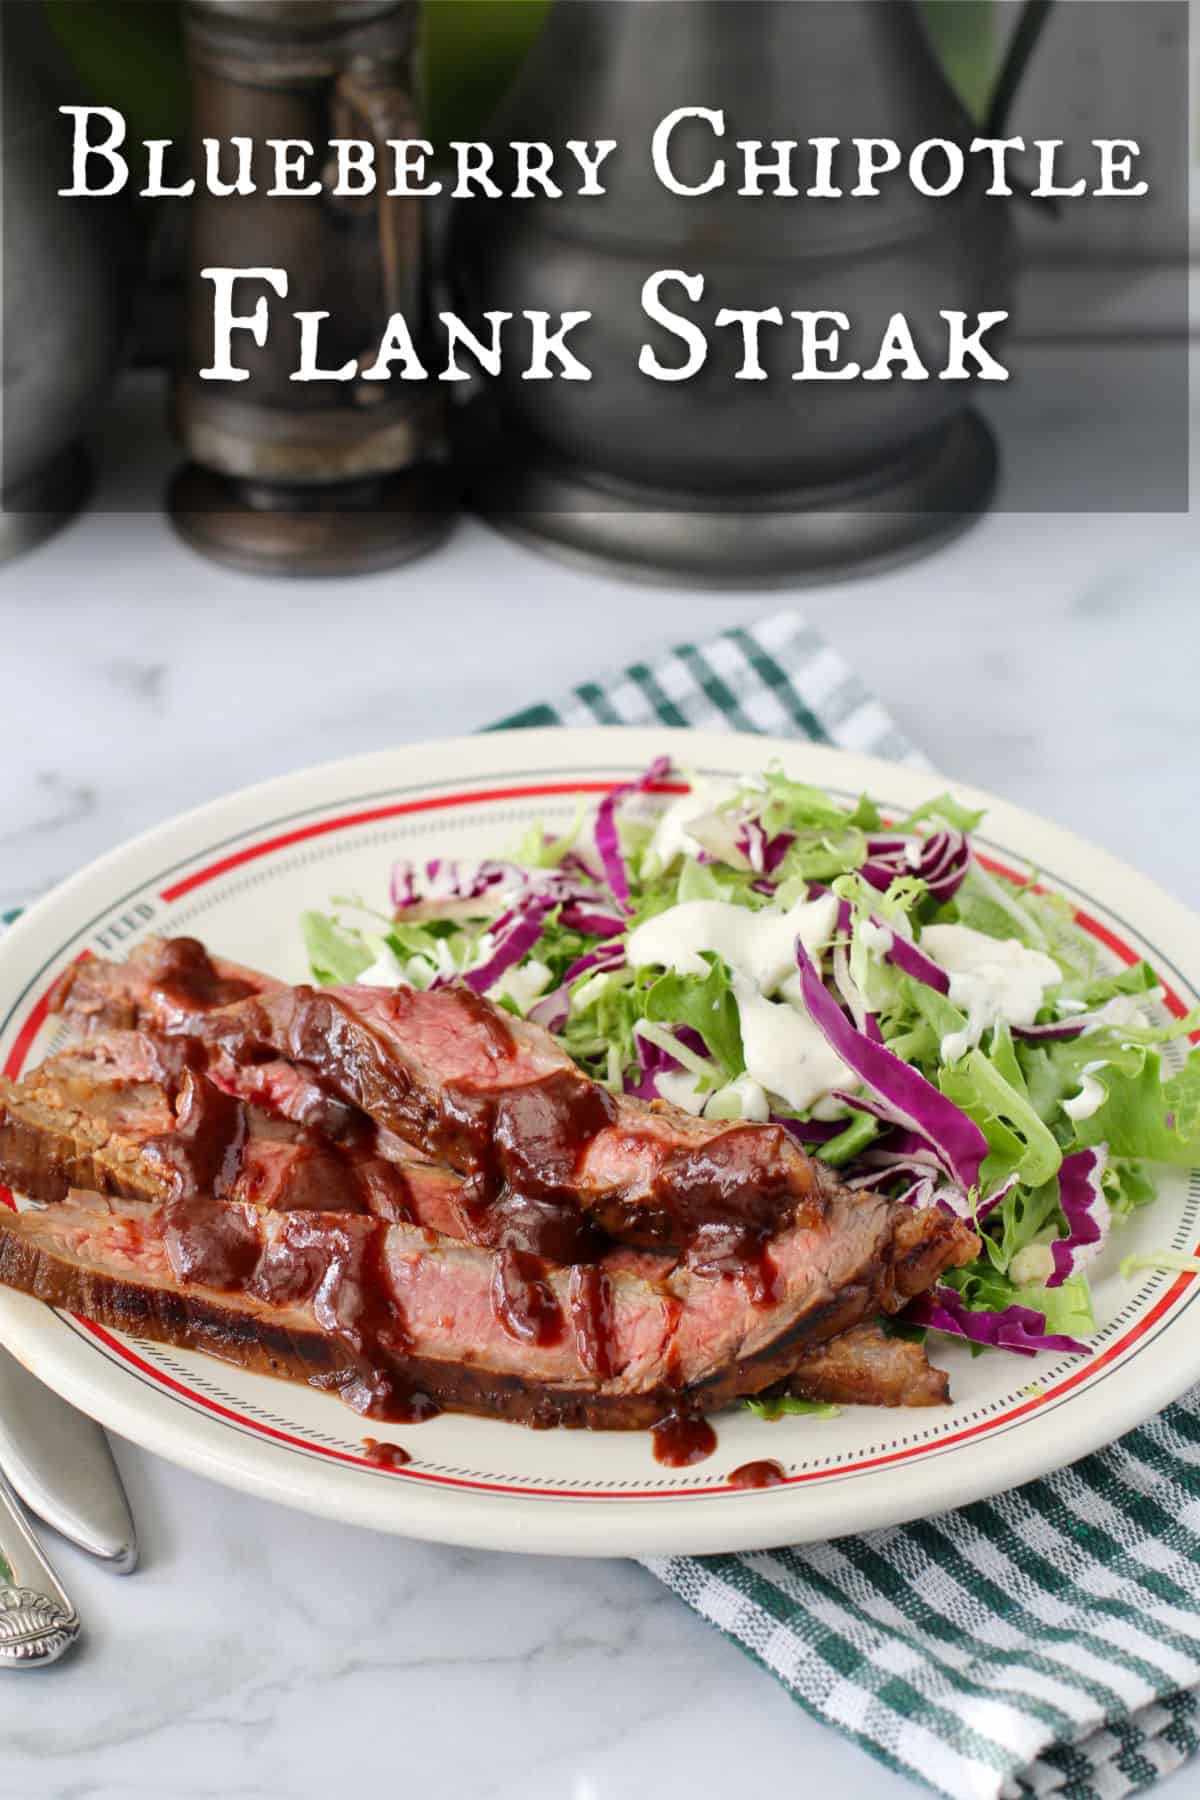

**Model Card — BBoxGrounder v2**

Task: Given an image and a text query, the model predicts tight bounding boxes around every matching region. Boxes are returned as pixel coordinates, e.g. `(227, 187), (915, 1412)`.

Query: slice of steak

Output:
(53, 938), (277, 1035)
(0, 1049), (188, 1206)
(0, 1184), (977, 1429)
(56, 942), (827, 1267)
(0, 1044), (415, 1225)
(786, 1321), (949, 1408)
(206, 1049), (364, 1143)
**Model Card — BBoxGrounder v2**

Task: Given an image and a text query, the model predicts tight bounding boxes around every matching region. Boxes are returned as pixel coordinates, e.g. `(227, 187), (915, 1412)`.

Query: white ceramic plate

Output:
(0, 727), (1197, 1557)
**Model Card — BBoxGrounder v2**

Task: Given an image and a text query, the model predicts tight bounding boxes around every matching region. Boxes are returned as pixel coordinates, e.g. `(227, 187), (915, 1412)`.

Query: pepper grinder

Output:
(170, 0), (451, 577)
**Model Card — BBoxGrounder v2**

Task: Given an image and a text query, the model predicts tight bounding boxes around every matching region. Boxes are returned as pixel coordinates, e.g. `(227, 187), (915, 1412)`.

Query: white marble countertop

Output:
(0, 363), (1196, 1800)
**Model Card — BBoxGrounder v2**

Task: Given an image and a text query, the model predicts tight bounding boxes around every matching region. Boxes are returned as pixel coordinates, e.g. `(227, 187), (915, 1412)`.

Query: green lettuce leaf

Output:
(1102, 1158), (1158, 1215)
(940, 1044), (1063, 1188)
(675, 858), (757, 909)
(894, 793), (985, 834)
(744, 1394), (841, 1420)
(301, 912), (374, 985)
(507, 800), (585, 868)
(752, 768), (858, 836)
(945, 1264), (1095, 1339)
(1076, 1046), (1200, 1166)
(985, 1175), (1064, 1275)
(643, 953), (745, 1078)
(1061, 959), (1161, 1010)
(815, 1112), (880, 1168)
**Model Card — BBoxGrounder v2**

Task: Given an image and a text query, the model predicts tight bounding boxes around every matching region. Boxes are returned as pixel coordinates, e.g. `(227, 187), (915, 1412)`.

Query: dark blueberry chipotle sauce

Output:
(727, 1459), (786, 1490)
(490, 1248), (565, 1346)
(361, 1438), (411, 1470)
(651, 1412), (718, 1468)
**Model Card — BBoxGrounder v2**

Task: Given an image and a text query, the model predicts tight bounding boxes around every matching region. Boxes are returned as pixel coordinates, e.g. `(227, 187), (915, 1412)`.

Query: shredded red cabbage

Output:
(832, 897), (950, 996)
(527, 942), (626, 1029)
(460, 895), (555, 994)
(1048, 1145), (1110, 1287)
(862, 829), (969, 904)
(763, 832), (795, 875)
(848, 1157), (1015, 1224)
(831, 939), (871, 1034)
(904, 1285), (1091, 1356)
(390, 864), (418, 909)
(625, 1024), (712, 1102)
(1010, 1018), (1087, 1042)
(527, 989), (569, 1032)
(887, 932), (951, 994)
(795, 940), (988, 1191)
(559, 903), (627, 938)
(391, 857), (615, 931)
(773, 1116), (847, 1146)
(734, 819), (794, 877)
(625, 1034), (680, 1101)
(848, 1152), (944, 1189)
(594, 755), (672, 909)
(392, 857), (517, 911)
(979, 1172), (1019, 1220)
(564, 944), (626, 985)
(735, 818), (768, 874)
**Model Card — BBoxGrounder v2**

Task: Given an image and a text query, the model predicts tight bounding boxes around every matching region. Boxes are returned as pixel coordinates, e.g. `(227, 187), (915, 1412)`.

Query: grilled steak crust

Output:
(52, 938), (277, 1033)
(0, 1186), (976, 1429)
(56, 942), (828, 1263)
(33, 937), (982, 1427)
(787, 1321), (949, 1408)
(0, 1037), (558, 1243)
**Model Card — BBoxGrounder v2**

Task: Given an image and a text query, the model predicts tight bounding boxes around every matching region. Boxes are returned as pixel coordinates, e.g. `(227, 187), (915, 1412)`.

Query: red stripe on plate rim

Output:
(159, 781), (688, 903)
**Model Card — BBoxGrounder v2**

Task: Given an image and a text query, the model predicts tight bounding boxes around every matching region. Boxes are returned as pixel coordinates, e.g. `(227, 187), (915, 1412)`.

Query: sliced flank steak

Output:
(0, 1181), (974, 1429)
(0, 1037), (468, 1227)
(30, 936), (977, 1425)
(56, 940), (830, 1268)
(0, 1037), (958, 1413)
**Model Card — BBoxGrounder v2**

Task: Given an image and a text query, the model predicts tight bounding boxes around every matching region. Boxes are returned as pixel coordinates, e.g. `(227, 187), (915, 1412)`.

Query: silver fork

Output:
(0, 1474), (80, 1666)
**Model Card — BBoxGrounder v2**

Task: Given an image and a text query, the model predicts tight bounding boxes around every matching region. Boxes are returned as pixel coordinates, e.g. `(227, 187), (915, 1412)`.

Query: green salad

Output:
(302, 757), (1200, 1360)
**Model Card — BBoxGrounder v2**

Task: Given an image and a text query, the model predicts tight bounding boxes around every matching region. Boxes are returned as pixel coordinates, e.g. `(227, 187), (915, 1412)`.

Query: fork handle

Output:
(0, 1473), (80, 1667)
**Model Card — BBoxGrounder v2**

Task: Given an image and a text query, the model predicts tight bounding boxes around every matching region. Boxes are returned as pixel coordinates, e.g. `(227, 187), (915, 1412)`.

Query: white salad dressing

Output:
(858, 918), (895, 958)
(704, 1074), (771, 1122)
(625, 893), (849, 1113)
(355, 943), (409, 988)
(1082, 993), (1156, 1035)
(642, 779), (738, 876)
(488, 959), (553, 1011)
(624, 893), (840, 994)
(920, 923), (1062, 1063)
(644, 1068), (773, 1122)
(1062, 1061), (1109, 1122)
(652, 1068), (709, 1115)
(732, 978), (854, 1114)
(809, 1092), (854, 1122)
(1009, 1241), (1056, 1285)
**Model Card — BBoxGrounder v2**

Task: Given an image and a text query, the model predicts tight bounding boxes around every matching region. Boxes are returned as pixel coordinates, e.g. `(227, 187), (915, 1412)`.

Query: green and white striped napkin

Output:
(494, 608), (927, 767)
(498, 610), (1200, 1800)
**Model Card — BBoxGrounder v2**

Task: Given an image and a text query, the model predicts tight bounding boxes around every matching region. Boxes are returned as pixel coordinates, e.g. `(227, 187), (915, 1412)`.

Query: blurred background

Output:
(36, 1), (1004, 146)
